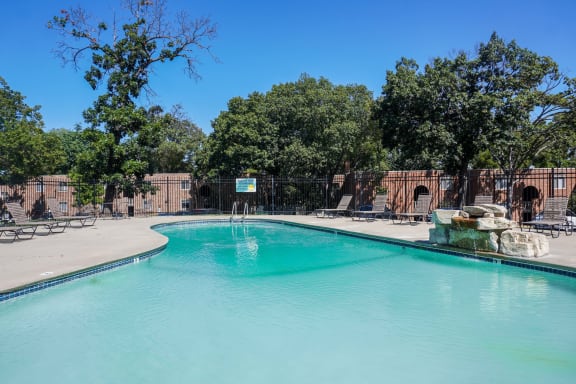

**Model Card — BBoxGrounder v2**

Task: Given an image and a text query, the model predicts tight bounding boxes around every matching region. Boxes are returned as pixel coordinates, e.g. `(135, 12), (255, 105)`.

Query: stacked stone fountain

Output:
(429, 204), (549, 257)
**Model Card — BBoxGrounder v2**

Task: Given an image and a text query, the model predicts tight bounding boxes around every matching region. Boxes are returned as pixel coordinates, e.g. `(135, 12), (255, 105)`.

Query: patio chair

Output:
(392, 194), (433, 224)
(0, 225), (37, 242)
(473, 195), (493, 205)
(521, 197), (572, 238)
(352, 193), (392, 221)
(315, 194), (353, 218)
(4, 202), (66, 236)
(47, 198), (97, 227)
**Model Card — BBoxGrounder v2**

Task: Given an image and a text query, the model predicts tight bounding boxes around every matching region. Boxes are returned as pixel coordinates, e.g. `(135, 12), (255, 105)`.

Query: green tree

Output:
(375, 33), (576, 211)
(267, 75), (375, 177)
(0, 76), (65, 185)
(375, 55), (489, 205)
(375, 58), (440, 170)
(48, 0), (216, 211)
(204, 75), (378, 178)
(148, 105), (206, 174)
(474, 33), (576, 213)
(47, 125), (88, 174)
(537, 88), (576, 167)
(203, 92), (277, 177)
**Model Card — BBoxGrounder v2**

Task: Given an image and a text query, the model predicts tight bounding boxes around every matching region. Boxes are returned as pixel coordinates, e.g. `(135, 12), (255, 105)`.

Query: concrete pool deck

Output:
(1, 215), (575, 293)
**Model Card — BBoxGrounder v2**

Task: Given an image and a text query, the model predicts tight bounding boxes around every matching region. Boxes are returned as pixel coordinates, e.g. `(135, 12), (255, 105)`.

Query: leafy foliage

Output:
(203, 74), (381, 177)
(374, 33), (576, 208)
(47, 126), (90, 174)
(151, 105), (206, 175)
(474, 33), (576, 175)
(375, 55), (489, 174)
(48, 0), (216, 205)
(203, 92), (277, 177)
(0, 77), (65, 185)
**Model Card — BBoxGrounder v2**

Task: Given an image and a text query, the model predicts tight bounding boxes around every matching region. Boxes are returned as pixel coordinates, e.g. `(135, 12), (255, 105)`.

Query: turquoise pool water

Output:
(1, 221), (576, 383)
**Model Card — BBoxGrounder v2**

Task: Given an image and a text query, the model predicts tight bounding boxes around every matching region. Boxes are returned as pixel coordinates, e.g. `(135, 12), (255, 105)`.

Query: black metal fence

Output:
(0, 175), (343, 218)
(2, 169), (576, 221)
(193, 176), (343, 215)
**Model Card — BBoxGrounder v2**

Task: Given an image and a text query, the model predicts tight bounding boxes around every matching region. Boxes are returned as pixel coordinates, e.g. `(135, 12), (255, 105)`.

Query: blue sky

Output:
(1, 0), (575, 133)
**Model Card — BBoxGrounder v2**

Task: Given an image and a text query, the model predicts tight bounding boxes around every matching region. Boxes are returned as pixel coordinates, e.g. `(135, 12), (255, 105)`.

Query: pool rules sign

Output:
(236, 178), (256, 193)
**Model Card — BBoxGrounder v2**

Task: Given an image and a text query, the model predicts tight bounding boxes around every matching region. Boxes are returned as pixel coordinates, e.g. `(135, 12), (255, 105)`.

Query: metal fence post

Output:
(271, 175), (275, 214)
(324, 175), (328, 209)
(551, 168), (555, 198)
(164, 176), (170, 214)
(218, 176), (222, 212)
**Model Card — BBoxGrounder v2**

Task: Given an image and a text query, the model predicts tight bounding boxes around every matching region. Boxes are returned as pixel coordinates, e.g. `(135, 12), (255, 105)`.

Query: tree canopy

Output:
(0, 77), (65, 185)
(127, 105), (206, 175)
(374, 32), (576, 207)
(48, 0), (216, 207)
(474, 33), (575, 174)
(203, 74), (382, 178)
(4, 23), (576, 200)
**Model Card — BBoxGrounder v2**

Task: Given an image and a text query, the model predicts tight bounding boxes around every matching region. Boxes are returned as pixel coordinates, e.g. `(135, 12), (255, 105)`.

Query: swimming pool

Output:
(1, 221), (575, 383)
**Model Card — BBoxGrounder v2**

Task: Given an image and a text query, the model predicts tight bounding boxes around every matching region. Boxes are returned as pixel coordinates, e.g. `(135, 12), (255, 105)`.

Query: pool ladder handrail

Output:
(230, 202), (249, 222)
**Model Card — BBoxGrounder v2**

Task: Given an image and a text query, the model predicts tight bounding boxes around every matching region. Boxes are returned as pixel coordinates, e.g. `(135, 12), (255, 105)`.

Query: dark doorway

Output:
(521, 186), (539, 222)
(414, 185), (430, 201)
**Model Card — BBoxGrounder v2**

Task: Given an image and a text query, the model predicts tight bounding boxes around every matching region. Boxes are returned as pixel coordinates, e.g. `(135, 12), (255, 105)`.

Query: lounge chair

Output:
(392, 194), (433, 224)
(352, 193), (391, 221)
(473, 195), (493, 205)
(0, 225), (36, 242)
(521, 197), (572, 238)
(4, 202), (66, 236)
(47, 198), (97, 227)
(315, 194), (353, 218)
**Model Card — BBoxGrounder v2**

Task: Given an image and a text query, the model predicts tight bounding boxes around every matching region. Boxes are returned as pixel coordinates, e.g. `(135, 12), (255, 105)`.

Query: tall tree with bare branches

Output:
(48, 0), (217, 211)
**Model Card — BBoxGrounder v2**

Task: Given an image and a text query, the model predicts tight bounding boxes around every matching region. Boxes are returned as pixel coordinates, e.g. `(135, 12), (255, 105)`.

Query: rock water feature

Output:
(429, 204), (549, 257)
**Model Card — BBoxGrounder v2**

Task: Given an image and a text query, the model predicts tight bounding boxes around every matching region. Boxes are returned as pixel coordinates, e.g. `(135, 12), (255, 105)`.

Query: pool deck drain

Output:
(1, 215), (575, 295)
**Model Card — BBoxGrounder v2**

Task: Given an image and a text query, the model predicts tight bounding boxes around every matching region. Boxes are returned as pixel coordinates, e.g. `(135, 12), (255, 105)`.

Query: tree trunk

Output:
(505, 170), (515, 220)
(456, 167), (469, 209)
